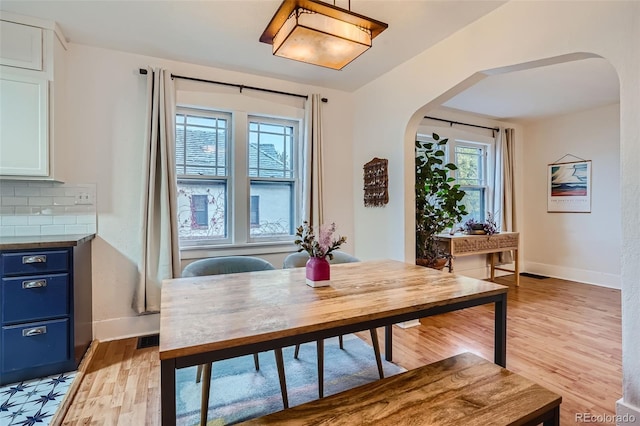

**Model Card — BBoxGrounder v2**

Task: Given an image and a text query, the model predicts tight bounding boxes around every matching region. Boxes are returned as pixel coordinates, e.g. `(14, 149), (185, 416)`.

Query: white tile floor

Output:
(0, 371), (75, 426)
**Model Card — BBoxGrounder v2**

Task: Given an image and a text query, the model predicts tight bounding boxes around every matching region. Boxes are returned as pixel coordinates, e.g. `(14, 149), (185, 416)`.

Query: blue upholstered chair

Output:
(181, 256), (289, 424)
(182, 255), (276, 277)
(282, 251), (384, 398)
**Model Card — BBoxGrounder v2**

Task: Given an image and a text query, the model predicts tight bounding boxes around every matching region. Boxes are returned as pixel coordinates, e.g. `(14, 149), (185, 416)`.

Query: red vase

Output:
(306, 256), (331, 287)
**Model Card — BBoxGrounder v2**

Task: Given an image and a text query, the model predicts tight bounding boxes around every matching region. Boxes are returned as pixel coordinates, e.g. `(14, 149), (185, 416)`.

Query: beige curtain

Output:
(493, 127), (516, 264)
(301, 94), (324, 226)
(133, 67), (181, 314)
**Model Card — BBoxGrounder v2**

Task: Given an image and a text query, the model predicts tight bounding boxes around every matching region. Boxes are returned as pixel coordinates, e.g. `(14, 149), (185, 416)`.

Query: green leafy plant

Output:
(415, 133), (468, 266)
(294, 221), (346, 259)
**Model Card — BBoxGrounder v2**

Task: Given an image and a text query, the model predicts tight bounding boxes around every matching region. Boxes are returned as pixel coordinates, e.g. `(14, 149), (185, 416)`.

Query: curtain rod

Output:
(139, 68), (327, 103)
(424, 116), (499, 132)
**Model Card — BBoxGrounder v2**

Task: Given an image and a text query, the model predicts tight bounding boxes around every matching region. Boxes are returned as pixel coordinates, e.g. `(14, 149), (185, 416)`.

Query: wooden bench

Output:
(240, 352), (562, 426)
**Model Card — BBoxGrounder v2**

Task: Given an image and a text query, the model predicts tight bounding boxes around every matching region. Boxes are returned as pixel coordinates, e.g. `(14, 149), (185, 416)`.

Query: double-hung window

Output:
(416, 128), (493, 225)
(454, 141), (488, 223)
(175, 106), (301, 247)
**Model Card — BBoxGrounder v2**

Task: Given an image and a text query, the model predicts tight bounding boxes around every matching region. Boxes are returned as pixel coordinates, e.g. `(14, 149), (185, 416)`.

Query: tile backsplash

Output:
(0, 181), (97, 237)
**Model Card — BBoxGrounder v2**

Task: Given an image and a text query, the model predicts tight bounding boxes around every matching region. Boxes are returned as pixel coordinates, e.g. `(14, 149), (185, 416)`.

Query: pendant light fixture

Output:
(260, 0), (388, 70)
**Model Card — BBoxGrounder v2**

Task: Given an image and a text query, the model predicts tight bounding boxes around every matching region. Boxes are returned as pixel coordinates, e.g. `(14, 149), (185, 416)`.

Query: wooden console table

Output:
(436, 232), (520, 286)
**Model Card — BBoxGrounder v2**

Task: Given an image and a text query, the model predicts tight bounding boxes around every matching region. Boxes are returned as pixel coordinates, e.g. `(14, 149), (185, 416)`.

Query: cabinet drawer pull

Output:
(22, 279), (47, 289)
(22, 255), (47, 264)
(22, 326), (47, 337)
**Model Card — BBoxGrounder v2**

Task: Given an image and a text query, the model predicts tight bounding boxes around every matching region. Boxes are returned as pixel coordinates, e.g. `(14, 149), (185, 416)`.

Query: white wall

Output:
(351, 0), (639, 416)
(522, 103), (621, 288)
(60, 44), (356, 341)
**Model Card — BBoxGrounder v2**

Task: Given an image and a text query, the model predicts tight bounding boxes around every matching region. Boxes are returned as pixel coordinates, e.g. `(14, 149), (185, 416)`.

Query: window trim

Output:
(176, 107), (232, 246)
(246, 114), (300, 243)
(453, 139), (489, 222)
(175, 106), (302, 248)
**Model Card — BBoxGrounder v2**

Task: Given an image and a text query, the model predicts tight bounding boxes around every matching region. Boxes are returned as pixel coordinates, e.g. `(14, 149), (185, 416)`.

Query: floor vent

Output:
(520, 272), (549, 279)
(137, 334), (160, 349)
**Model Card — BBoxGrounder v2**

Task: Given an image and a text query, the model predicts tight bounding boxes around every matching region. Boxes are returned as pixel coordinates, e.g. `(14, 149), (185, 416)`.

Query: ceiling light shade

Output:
(260, 0), (388, 70)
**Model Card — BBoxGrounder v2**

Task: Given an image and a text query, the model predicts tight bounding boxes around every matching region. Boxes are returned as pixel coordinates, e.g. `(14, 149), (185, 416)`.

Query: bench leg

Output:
(254, 353), (260, 371)
(294, 344), (300, 359)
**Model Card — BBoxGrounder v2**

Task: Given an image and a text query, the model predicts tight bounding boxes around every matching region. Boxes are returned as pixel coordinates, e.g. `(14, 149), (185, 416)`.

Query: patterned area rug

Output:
(0, 371), (75, 426)
(176, 334), (405, 425)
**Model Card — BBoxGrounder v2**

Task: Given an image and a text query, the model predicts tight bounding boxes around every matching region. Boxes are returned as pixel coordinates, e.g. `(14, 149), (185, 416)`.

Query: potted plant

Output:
(463, 212), (499, 235)
(415, 133), (468, 269)
(294, 221), (346, 287)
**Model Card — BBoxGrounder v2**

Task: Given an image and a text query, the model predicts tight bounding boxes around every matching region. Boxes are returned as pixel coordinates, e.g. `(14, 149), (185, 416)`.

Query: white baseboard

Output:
(523, 261), (620, 289)
(616, 399), (640, 425)
(93, 313), (160, 342)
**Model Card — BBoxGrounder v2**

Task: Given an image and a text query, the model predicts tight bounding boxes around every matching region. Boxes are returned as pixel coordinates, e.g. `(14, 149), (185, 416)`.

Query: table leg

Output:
(515, 249), (520, 287)
(317, 339), (324, 398)
(494, 293), (507, 367)
(543, 406), (560, 426)
(384, 325), (393, 362)
(161, 358), (177, 426)
(490, 252), (496, 281)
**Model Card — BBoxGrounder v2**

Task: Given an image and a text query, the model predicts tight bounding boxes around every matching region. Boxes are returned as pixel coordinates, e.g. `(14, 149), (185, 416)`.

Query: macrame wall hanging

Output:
(363, 157), (389, 207)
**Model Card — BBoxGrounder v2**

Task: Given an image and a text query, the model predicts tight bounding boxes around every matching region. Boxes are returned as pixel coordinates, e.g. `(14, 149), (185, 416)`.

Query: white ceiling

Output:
(0, 1), (620, 121)
(442, 57), (620, 123)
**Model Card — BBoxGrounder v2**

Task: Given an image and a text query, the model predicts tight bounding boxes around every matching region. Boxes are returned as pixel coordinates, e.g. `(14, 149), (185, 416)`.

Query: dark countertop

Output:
(0, 234), (96, 251)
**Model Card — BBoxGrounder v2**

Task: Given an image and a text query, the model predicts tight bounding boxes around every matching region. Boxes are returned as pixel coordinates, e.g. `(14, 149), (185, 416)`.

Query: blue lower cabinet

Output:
(0, 245), (87, 386)
(1, 318), (71, 372)
(1, 274), (69, 323)
(1, 250), (70, 276)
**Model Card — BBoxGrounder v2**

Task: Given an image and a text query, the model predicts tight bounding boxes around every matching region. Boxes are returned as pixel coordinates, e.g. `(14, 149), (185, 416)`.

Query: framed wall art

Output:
(363, 157), (388, 207)
(547, 160), (591, 213)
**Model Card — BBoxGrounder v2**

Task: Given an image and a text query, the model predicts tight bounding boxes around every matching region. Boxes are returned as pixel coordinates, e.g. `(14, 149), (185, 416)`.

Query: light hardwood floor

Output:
(61, 275), (621, 425)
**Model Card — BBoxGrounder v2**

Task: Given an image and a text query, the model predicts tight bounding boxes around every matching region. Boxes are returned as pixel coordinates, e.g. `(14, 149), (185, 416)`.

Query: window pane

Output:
(249, 181), (294, 238)
(248, 141), (258, 176)
(177, 180), (227, 241)
(455, 145), (482, 186)
(176, 110), (229, 178)
(186, 115), (218, 127)
(461, 187), (485, 223)
(249, 118), (295, 179)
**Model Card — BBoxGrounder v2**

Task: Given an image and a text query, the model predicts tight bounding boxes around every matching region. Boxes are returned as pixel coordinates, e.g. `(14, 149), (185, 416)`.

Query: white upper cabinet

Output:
(0, 14), (67, 181)
(0, 74), (49, 176)
(0, 20), (43, 71)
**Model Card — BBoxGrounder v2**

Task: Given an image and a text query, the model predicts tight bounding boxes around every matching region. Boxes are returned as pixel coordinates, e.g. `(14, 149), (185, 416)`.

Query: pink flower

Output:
(318, 223), (336, 255)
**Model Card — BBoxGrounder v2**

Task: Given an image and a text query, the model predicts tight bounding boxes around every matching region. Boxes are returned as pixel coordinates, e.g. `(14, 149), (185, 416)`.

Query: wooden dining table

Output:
(159, 259), (508, 426)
